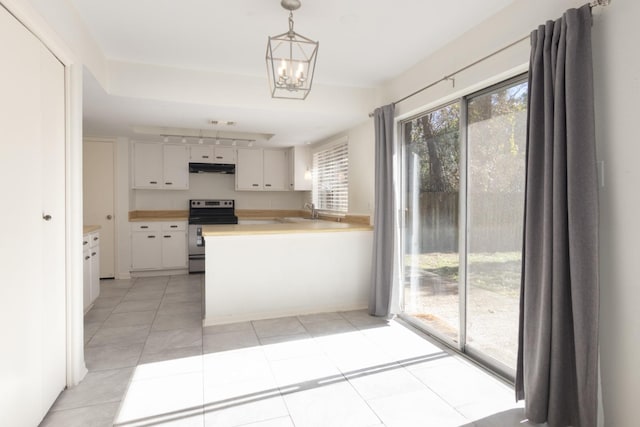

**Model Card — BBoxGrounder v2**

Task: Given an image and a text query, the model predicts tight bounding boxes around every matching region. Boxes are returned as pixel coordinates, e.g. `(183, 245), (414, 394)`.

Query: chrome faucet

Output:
(304, 202), (319, 219)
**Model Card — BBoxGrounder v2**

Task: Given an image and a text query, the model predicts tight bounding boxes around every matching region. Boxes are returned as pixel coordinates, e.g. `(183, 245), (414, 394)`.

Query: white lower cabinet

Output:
(161, 231), (188, 268)
(83, 247), (91, 311)
(131, 229), (162, 270)
(131, 221), (187, 271)
(83, 231), (100, 312)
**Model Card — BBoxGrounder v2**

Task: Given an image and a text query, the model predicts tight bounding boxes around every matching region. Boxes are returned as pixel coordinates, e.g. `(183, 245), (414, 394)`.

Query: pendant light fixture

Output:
(266, 0), (318, 100)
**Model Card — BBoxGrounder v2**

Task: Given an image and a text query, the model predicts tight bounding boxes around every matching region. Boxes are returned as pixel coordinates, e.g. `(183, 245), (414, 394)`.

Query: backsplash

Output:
(133, 172), (307, 210)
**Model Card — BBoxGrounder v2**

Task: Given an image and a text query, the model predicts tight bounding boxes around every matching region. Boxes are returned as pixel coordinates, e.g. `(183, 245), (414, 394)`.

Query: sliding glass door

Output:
(402, 102), (461, 346)
(401, 76), (527, 376)
(465, 80), (527, 370)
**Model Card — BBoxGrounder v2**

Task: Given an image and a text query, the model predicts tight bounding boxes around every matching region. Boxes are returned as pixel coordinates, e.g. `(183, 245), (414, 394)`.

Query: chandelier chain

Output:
(288, 12), (294, 35)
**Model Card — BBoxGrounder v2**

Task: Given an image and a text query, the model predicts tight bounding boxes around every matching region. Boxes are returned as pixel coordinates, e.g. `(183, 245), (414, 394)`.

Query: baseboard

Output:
(202, 303), (368, 327)
(130, 268), (189, 278)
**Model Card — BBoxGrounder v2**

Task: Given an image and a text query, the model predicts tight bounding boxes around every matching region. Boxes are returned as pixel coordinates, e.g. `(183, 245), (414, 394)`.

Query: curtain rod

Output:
(369, 0), (611, 117)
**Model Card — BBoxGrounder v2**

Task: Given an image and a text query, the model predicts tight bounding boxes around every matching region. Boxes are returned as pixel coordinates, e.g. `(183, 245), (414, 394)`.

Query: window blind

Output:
(312, 141), (349, 212)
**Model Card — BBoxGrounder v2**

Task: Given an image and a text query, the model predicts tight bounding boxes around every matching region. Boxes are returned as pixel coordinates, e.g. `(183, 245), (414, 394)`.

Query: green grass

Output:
(405, 251), (522, 296)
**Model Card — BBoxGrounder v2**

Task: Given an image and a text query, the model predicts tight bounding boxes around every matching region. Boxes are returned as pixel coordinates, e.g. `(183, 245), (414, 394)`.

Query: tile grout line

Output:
(106, 275), (142, 427)
(133, 275), (171, 366)
(254, 318), (297, 427)
(307, 313), (387, 426)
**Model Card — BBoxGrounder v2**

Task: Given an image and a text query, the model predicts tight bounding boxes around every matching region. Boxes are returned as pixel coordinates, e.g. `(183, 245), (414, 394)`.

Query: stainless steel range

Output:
(188, 199), (238, 273)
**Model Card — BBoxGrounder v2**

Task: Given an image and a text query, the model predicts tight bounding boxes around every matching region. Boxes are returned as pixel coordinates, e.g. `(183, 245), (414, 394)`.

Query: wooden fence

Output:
(405, 192), (524, 253)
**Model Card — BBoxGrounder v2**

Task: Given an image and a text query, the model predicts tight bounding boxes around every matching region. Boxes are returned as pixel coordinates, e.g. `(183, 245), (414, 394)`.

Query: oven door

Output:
(189, 255), (205, 274)
(188, 224), (205, 273)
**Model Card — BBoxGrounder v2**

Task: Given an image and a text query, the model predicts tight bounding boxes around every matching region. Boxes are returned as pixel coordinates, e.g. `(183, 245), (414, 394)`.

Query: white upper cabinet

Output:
(263, 149), (288, 191)
(236, 148), (264, 190)
(162, 144), (189, 189)
(133, 142), (163, 188)
(189, 145), (213, 163)
(132, 142), (188, 190)
(288, 145), (312, 191)
(236, 148), (289, 191)
(213, 146), (235, 164)
(189, 145), (236, 164)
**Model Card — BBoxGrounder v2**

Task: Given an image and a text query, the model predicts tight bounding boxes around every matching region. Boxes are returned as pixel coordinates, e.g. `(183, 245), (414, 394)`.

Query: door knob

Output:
(106, 215), (113, 220)
(43, 214), (52, 221)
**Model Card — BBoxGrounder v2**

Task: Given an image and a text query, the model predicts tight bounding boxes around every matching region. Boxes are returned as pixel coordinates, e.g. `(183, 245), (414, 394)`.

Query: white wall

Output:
(348, 121), (376, 217)
(352, 0), (636, 425)
(591, 1), (640, 426)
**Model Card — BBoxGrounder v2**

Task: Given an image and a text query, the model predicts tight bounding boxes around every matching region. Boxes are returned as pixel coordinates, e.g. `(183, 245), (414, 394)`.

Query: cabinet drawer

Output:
(131, 222), (161, 232)
(162, 221), (186, 231)
(89, 232), (100, 248)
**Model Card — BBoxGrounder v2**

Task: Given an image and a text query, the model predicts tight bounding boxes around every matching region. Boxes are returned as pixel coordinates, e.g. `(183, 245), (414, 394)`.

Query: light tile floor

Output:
(41, 274), (536, 427)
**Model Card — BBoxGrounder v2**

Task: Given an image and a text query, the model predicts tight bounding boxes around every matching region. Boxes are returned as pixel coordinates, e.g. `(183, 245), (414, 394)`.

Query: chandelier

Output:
(266, 0), (319, 100)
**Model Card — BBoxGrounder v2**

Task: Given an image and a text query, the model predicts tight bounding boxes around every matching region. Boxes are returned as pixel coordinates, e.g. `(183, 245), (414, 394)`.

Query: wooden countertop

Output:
(202, 220), (373, 237)
(129, 210), (188, 222)
(83, 225), (101, 234)
(128, 209), (370, 225)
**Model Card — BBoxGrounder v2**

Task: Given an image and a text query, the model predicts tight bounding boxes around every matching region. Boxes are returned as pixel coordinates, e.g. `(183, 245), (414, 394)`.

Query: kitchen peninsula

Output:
(202, 220), (373, 326)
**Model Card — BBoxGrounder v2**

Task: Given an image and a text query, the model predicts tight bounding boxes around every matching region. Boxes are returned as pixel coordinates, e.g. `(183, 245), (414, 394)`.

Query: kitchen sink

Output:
(281, 217), (319, 223)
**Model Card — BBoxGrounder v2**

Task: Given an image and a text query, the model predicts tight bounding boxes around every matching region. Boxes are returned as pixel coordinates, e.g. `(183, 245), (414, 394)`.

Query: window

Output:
(312, 140), (349, 212)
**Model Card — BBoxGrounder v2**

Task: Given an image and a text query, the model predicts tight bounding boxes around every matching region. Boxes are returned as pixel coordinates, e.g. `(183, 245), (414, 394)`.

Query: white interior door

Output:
(83, 139), (115, 278)
(0, 5), (66, 425)
(39, 39), (67, 416)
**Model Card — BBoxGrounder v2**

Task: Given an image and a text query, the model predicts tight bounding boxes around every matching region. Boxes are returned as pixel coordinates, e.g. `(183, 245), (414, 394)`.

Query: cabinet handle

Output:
(216, 156), (223, 159)
(164, 235), (171, 238)
(252, 184), (259, 187)
(149, 181), (158, 184)
(93, 237), (99, 241)
(140, 226), (149, 229)
(202, 155), (209, 158)
(83, 241), (88, 245)
(170, 225), (178, 228)
(265, 184), (272, 187)
(165, 182), (173, 185)
(84, 256), (90, 260)
(147, 235), (156, 239)
(91, 252), (97, 256)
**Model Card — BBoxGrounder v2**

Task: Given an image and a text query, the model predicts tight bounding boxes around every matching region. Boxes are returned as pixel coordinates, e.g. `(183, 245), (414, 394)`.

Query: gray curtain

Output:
(516, 5), (599, 427)
(369, 104), (396, 317)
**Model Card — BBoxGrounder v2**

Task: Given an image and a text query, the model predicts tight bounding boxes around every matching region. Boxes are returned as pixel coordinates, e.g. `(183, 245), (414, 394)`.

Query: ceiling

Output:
(67, 0), (518, 146)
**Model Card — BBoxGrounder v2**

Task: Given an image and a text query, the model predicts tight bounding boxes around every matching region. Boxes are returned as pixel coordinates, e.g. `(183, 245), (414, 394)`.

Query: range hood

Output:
(188, 162), (235, 174)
